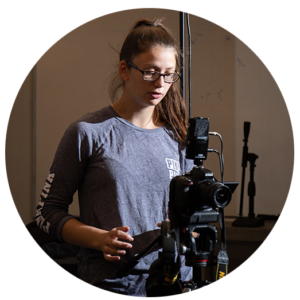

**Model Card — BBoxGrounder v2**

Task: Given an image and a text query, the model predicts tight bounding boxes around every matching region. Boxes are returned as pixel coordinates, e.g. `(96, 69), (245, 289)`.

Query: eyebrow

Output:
(143, 64), (176, 71)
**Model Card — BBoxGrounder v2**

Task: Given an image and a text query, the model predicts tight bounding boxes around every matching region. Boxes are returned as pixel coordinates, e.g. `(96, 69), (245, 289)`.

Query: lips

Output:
(149, 92), (162, 99)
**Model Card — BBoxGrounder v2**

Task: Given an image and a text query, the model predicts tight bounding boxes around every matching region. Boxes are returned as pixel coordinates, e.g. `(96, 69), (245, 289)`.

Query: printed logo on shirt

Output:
(165, 158), (180, 179)
(35, 172), (55, 233)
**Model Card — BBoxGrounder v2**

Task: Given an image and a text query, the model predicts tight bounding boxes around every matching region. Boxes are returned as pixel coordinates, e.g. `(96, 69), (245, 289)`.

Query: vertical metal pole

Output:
(180, 12), (185, 102)
(32, 65), (37, 219)
(186, 13), (191, 118)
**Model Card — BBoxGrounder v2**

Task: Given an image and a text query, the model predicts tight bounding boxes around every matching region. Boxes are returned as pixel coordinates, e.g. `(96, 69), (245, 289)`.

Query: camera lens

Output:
(215, 187), (231, 207)
(209, 183), (232, 208)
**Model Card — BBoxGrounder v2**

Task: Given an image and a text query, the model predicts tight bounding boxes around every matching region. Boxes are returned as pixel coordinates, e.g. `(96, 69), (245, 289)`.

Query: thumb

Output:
(157, 218), (170, 228)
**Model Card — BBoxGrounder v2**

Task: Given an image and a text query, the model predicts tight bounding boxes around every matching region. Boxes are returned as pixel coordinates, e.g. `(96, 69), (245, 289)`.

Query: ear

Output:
(119, 61), (129, 81)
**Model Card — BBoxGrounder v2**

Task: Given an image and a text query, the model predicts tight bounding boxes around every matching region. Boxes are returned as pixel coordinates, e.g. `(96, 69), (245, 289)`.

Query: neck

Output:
(112, 95), (162, 129)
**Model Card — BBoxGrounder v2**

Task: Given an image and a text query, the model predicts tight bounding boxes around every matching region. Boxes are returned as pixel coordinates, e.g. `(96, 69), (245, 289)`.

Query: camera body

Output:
(169, 166), (232, 228)
(167, 165), (234, 271)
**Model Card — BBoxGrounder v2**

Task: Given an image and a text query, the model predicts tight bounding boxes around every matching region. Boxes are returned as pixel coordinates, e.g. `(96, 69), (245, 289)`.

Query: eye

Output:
(144, 71), (155, 76)
(165, 73), (172, 77)
(165, 73), (174, 79)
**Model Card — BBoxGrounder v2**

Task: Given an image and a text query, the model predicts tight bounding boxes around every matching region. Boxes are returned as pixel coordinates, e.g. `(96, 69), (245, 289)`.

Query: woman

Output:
(36, 19), (193, 296)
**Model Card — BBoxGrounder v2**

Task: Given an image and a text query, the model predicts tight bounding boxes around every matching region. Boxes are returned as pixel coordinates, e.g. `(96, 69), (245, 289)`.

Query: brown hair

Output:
(109, 19), (187, 142)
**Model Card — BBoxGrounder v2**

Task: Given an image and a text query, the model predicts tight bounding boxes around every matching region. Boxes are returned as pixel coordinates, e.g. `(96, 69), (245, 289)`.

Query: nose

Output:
(153, 74), (165, 87)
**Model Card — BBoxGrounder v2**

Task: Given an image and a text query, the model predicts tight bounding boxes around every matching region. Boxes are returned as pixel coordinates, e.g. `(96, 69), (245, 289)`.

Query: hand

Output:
(157, 209), (170, 228)
(100, 226), (134, 262)
(157, 218), (170, 228)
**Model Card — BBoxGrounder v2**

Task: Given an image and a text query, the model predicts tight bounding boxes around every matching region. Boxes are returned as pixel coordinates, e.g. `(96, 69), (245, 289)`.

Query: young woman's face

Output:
(123, 45), (177, 108)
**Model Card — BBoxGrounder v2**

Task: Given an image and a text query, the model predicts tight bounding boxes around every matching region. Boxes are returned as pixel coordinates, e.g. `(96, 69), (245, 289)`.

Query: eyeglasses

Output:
(125, 60), (181, 83)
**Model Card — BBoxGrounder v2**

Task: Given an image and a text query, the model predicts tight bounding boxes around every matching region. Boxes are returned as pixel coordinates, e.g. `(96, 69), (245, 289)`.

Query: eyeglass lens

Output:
(143, 71), (179, 82)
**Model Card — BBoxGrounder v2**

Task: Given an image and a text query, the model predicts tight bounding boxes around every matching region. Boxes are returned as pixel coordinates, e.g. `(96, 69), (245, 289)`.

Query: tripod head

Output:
(146, 220), (216, 296)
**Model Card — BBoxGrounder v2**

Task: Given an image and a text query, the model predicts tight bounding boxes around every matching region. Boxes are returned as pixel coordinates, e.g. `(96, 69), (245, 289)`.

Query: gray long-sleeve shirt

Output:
(36, 105), (193, 295)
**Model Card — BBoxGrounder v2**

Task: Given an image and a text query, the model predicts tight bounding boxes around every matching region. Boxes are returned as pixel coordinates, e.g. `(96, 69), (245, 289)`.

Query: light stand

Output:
(179, 12), (185, 102)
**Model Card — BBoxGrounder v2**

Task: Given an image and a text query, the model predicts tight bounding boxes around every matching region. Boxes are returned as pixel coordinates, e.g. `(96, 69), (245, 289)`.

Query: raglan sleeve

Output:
(35, 121), (90, 241)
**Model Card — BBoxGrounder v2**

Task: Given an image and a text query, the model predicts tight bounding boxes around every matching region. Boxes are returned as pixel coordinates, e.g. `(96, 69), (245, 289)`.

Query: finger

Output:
(103, 245), (127, 256)
(116, 226), (130, 232)
(157, 217), (170, 227)
(104, 253), (121, 262)
(103, 243), (130, 261)
(192, 232), (199, 238)
(110, 239), (133, 249)
(112, 228), (134, 241)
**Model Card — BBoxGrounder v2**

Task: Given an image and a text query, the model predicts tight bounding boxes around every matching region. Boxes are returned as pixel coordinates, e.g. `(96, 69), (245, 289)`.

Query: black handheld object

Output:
(115, 236), (161, 279)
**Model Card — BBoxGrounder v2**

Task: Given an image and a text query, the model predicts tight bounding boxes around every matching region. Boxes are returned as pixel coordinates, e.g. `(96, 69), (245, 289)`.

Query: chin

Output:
(147, 101), (161, 108)
(148, 97), (164, 106)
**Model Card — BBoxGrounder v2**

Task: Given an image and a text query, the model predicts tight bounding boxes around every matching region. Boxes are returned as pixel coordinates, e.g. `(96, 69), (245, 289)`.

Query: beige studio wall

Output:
(6, 9), (293, 227)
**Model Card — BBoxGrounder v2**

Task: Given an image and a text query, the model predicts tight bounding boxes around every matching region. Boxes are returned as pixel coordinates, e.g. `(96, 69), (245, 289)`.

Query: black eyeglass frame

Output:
(125, 60), (181, 83)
